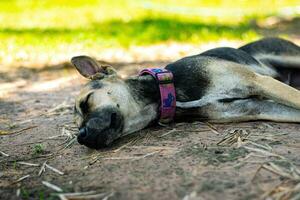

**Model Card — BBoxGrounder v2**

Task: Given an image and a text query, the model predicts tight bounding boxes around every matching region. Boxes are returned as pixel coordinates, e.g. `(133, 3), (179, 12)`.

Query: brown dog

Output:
(72, 37), (300, 149)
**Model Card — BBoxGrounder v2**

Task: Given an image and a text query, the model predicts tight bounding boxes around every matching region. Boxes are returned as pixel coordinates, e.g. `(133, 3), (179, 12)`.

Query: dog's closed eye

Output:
(80, 93), (93, 114)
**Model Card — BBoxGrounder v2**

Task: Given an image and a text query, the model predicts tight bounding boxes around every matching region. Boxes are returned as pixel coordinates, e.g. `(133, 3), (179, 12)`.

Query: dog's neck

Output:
(125, 73), (205, 125)
(125, 75), (160, 106)
(121, 75), (160, 133)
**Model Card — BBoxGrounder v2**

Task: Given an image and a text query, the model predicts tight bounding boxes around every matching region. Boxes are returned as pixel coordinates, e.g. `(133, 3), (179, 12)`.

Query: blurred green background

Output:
(0, 0), (299, 66)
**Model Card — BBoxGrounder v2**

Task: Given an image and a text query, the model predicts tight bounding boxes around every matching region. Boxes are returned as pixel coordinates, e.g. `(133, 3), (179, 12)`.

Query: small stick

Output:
(102, 192), (115, 200)
(159, 129), (177, 137)
(103, 151), (159, 160)
(47, 135), (63, 139)
(262, 122), (274, 129)
(181, 129), (211, 132)
(205, 122), (220, 135)
(38, 161), (47, 176)
(140, 151), (159, 159)
(64, 137), (77, 149)
(42, 181), (63, 192)
(16, 188), (20, 197)
(57, 194), (67, 200)
(58, 191), (97, 197)
(18, 162), (39, 167)
(1, 126), (38, 136)
(262, 164), (294, 180)
(12, 175), (30, 184)
(57, 191), (98, 200)
(0, 150), (9, 157)
(46, 101), (72, 114)
(103, 156), (142, 160)
(251, 165), (263, 182)
(237, 136), (243, 148)
(244, 146), (283, 159)
(59, 192), (114, 200)
(45, 163), (64, 175)
(128, 146), (176, 150)
(260, 181), (287, 199)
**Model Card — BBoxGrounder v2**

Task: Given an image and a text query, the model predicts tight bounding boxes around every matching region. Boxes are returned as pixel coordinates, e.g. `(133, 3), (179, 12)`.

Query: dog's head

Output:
(72, 56), (158, 149)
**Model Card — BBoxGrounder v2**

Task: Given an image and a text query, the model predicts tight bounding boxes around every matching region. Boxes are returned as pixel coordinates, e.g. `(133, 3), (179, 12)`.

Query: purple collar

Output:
(139, 68), (176, 123)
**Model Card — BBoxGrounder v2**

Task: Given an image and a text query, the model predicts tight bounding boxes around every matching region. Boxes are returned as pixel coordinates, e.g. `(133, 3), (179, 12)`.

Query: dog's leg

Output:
(255, 54), (300, 87)
(240, 38), (300, 68)
(208, 98), (300, 123)
(240, 37), (300, 87)
(207, 60), (300, 110)
(253, 74), (300, 109)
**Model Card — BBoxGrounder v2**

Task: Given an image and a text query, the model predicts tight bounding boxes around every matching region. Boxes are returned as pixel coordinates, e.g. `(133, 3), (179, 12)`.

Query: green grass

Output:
(33, 144), (44, 155)
(0, 17), (257, 47)
(0, 0), (299, 65)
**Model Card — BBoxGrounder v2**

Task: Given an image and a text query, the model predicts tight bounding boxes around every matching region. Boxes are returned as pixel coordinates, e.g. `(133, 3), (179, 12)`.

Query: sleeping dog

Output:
(72, 37), (300, 149)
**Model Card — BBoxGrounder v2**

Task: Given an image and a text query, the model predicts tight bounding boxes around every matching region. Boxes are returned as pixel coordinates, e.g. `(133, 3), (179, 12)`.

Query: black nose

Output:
(79, 127), (87, 137)
(78, 127), (88, 144)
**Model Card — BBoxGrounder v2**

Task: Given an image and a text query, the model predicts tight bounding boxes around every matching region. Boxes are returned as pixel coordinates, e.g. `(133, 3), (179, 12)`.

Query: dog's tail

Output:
(239, 37), (300, 88)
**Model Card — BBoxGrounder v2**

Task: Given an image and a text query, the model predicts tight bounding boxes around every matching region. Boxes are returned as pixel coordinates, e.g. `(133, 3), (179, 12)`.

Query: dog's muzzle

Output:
(77, 107), (123, 149)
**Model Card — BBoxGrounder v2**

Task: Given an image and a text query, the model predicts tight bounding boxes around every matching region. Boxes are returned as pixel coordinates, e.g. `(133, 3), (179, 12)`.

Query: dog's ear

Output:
(71, 55), (116, 79)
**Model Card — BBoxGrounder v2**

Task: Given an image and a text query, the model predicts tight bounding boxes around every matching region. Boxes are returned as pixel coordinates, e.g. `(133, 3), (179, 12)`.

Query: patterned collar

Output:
(139, 68), (176, 123)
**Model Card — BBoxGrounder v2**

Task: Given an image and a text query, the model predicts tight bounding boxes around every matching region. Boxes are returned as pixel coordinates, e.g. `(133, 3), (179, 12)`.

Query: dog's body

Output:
(167, 37), (300, 122)
(72, 37), (300, 149)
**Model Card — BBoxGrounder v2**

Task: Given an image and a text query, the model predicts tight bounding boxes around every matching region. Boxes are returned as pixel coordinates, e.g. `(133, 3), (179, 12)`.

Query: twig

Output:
(45, 101), (72, 116)
(159, 129), (177, 137)
(205, 122), (220, 135)
(38, 161), (47, 176)
(57, 191), (97, 197)
(42, 181), (63, 192)
(0, 126), (37, 136)
(244, 146), (283, 159)
(128, 145), (176, 150)
(47, 135), (64, 139)
(45, 163), (64, 175)
(66, 137), (77, 148)
(12, 175), (30, 184)
(182, 191), (197, 200)
(262, 163), (298, 180)
(217, 129), (250, 146)
(180, 129), (211, 132)
(140, 151), (159, 158)
(103, 156), (142, 160)
(18, 138), (63, 146)
(158, 122), (169, 127)
(237, 136), (243, 148)
(251, 165), (263, 182)
(16, 188), (20, 197)
(17, 161), (40, 167)
(57, 191), (114, 200)
(261, 180), (289, 199)
(175, 122), (189, 127)
(102, 192), (115, 200)
(0, 150), (9, 157)
(247, 140), (272, 151)
(61, 127), (77, 140)
(103, 151), (159, 160)
(262, 122), (274, 129)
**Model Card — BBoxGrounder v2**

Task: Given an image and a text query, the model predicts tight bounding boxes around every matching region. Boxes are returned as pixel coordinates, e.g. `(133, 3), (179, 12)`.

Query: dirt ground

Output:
(2, 15), (300, 199)
(1, 57), (300, 200)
